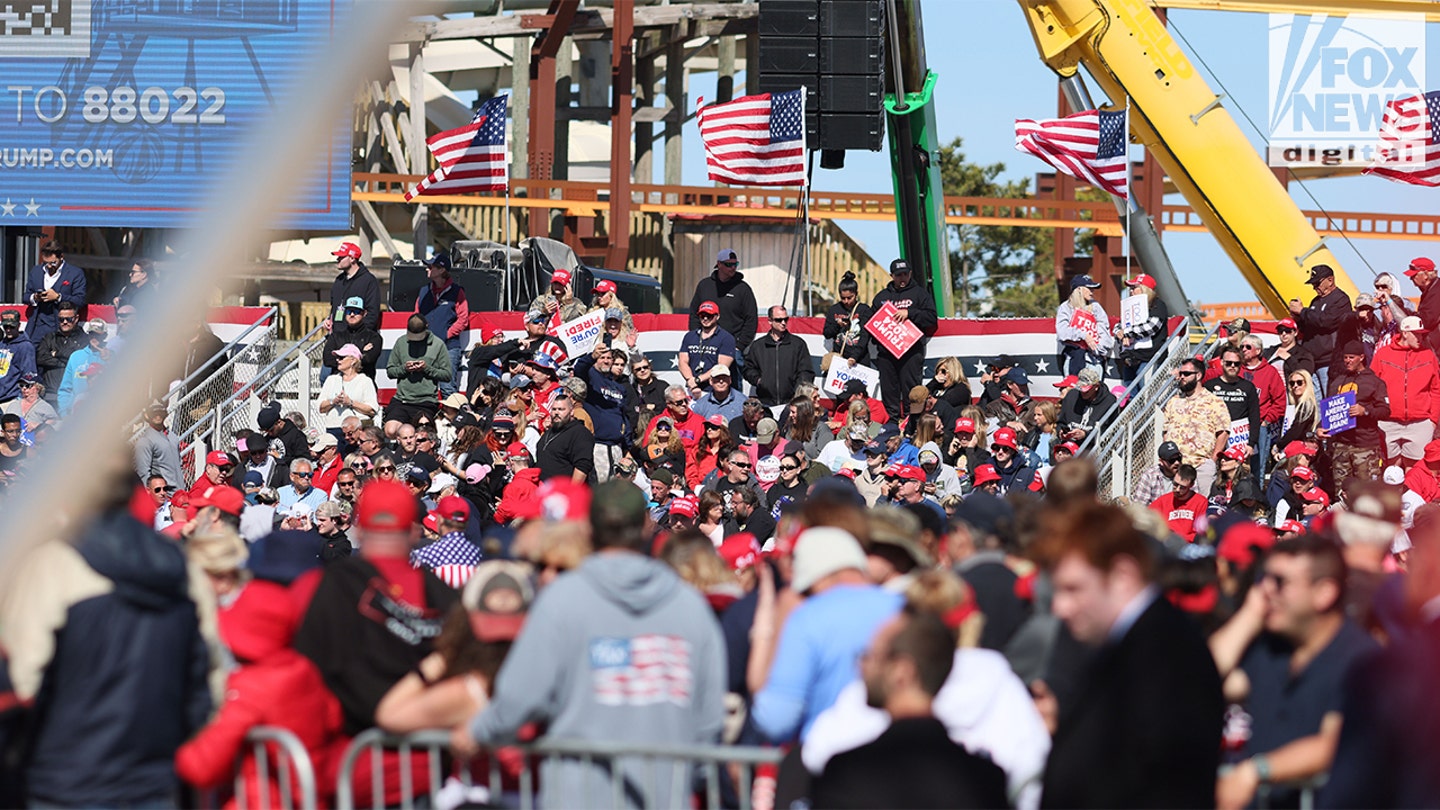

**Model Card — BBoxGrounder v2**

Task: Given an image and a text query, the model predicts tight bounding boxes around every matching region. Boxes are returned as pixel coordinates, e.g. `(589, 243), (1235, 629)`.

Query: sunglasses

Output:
(375, 465), (396, 473)
(718, 261), (739, 267)
(293, 471), (313, 478)
(731, 460), (752, 468)
(1376, 285), (1392, 290)
(1289, 379), (1306, 387)
(58, 316), (78, 323)
(666, 400), (686, 406)
(771, 317), (789, 323)
(1222, 361), (1240, 367)
(417, 436), (434, 443)
(1177, 371), (1199, 378)
(338, 480), (357, 486)
(634, 365), (651, 372)
(1277, 327), (1296, 334)
(217, 465), (234, 474)
(780, 464), (799, 472)
(151, 486), (168, 493)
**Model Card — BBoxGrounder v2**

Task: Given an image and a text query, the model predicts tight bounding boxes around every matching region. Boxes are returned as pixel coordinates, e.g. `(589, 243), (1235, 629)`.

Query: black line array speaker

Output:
(757, 0), (885, 153)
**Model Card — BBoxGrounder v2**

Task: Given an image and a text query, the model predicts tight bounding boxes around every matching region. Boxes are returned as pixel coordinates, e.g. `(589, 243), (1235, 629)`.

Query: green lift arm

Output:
(884, 0), (953, 316)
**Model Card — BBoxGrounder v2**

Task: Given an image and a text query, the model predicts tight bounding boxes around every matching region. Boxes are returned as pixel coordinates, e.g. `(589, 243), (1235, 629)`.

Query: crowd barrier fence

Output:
(234, 726), (318, 810)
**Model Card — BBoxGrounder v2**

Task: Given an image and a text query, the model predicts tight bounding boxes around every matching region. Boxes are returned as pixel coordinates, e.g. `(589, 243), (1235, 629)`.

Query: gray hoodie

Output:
(470, 551), (726, 808)
(919, 441), (963, 500)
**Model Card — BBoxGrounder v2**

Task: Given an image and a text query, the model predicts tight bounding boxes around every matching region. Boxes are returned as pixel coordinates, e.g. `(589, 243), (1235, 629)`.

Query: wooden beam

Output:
(354, 198), (403, 261)
(607, 0), (635, 270)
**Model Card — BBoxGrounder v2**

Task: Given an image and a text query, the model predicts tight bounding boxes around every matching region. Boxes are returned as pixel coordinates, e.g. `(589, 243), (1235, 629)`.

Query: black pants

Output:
(877, 345), (926, 424)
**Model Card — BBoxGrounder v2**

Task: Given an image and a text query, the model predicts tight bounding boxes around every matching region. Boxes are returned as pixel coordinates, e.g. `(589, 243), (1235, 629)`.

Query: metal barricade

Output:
(1078, 318), (1226, 501)
(165, 307), (280, 441)
(335, 729), (785, 810)
(176, 322), (327, 484)
(235, 726), (319, 810)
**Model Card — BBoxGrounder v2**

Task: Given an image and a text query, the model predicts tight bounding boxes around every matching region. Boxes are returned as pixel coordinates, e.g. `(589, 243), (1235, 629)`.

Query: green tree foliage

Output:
(939, 137), (1062, 318)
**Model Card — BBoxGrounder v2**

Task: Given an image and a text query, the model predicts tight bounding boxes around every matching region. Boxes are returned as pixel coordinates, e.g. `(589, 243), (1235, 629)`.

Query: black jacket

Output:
(536, 418), (595, 482)
(689, 270), (759, 350)
(1058, 387), (1119, 439)
(1041, 596), (1223, 809)
(17, 511), (210, 807)
(1321, 616), (1440, 808)
(294, 556), (456, 734)
(272, 419), (312, 468)
(812, 717), (1010, 810)
(1296, 287), (1353, 372)
(1326, 366), (1390, 448)
(322, 322), (383, 377)
(467, 339), (519, 398)
(870, 280), (939, 357)
(822, 301), (872, 361)
(743, 332), (815, 407)
(328, 264), (382, 330)
(34, 328), (86, 394)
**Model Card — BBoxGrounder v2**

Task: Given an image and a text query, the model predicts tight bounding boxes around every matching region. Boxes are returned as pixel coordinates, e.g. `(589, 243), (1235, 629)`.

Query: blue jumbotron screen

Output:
(0, 0), (352, 229)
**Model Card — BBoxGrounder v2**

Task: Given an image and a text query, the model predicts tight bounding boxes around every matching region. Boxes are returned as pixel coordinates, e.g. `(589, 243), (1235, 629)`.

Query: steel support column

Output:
(606, 0), (635, 270)
(526, 0), (578, 237)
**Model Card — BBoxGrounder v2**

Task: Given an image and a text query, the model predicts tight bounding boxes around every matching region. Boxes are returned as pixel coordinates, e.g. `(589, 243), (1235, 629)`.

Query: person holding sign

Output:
(1116, 274), (1169, 387)
(1054, 274), (1113, 377)
(1319, 341), (1389, 488)
(678, 300), (736, 399)
(1204, 347), (1261, 471)
(869, 259), (938, 422)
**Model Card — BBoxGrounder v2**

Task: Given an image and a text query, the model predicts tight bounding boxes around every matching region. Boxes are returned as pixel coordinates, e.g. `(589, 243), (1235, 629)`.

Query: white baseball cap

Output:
(790, 527), (869, 594)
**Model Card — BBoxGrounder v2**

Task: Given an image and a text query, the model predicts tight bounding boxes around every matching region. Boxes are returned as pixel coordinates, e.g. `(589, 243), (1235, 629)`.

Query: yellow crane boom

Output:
(1016, 0), (1362, 315)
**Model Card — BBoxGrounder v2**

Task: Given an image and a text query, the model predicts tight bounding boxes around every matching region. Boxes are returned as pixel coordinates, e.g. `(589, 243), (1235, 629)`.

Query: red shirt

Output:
(1150, 490), (1209, 541)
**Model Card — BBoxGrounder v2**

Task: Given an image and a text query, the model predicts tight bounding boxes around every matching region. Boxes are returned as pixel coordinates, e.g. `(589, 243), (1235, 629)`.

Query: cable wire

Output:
(1166, 15), (1380, 280)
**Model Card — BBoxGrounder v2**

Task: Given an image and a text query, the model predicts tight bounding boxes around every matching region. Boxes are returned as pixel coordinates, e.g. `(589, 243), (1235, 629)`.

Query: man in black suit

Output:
(1036, 502), (1224, 808)
(810, 608), (1009, 810)
(1321, 502), (1440, 808)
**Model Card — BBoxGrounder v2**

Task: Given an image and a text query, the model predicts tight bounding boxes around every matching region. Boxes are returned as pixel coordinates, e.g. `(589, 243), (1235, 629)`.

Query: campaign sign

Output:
(865, 302), (923, 358)
(0, 0), (351, 229)
(558, 309), (606, 357)
(1120, 294), (1149, 330)
(1228, 419), (1251, 450)
(822, 362), (880, 398)
(1069, 308), (1103, 346)
(1320, 392), (1357, 434)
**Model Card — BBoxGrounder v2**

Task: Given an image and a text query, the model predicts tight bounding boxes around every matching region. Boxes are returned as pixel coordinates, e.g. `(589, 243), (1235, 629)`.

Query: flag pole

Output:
(1123, 95), (1132, 285)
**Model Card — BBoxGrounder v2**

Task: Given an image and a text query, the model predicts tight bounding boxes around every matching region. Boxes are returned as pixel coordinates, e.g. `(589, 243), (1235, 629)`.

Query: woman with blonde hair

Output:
(659, 530), (744, 614)
(1024, 400), (1061, 461)
(838, 398), (879, 439)
(1273, 368), (1318, 464)
(1373, 271), (1414, 324)
(1055, 275), (1113, 375)
(185, 524), (250, 710)
(926, 357), (972, 409)
(948, 405), (989, 474)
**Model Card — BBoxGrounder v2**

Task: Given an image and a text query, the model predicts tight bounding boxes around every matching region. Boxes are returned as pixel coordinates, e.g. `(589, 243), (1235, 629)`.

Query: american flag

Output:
(590, 634), (693, 707)
(410, 532), (481, 589)
(405, 95), (510, 201)
(1365, 91), (1440, 187)
(697, 89), (807, 187)
(1015, 107), (1130, 198)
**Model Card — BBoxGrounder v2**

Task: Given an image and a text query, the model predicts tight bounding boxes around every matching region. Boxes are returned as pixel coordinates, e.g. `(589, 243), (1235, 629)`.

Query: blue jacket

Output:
(1, 510), (210, 806)
(57, 344), (103, 416)
(574, 353), (628, 444)
(416, 279), (468, 350)
(23, 260), (87, 344)
(0, 334), (37, 402)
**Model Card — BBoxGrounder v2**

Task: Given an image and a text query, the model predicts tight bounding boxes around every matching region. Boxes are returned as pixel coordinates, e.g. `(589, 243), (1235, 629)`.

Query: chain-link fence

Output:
(1082, 318), (1225, 502)
(176, 323), (327, 486)
(164, 309), (280, 440)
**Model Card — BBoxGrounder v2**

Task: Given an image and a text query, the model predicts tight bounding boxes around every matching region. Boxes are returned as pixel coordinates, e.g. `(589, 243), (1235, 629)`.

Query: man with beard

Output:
(34, 301), (85, 406)
(535, 393), (594, 484)
(1163, 356), (1232, 497)
(1321, 340), (1389, 486)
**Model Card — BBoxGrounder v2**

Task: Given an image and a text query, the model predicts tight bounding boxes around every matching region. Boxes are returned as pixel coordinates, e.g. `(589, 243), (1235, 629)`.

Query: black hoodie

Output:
(689, 270), (759, 350)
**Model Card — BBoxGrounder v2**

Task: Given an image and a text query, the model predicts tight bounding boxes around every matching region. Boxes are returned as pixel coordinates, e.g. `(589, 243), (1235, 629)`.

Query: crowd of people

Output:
(1, 244), (1438, 809)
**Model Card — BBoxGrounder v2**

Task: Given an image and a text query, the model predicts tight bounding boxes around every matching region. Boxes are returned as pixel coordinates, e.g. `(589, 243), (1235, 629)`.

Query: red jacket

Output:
(494, 468), (541, 524)
(1405, 464), (1440, 503)
(1150, 490), (1208, 541)
(1241, 361), (1286, 425)
(176, 581), (344, 809)
(313, 453), (344, 496)
(1371, 342), (1440, 423)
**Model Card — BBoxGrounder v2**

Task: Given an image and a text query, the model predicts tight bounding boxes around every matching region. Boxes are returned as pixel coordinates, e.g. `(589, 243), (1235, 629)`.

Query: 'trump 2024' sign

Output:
(0, 0), (351, 229)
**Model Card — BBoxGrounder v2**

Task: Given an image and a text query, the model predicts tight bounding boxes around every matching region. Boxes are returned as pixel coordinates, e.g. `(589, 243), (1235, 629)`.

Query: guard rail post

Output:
(235, 726), (318, 810)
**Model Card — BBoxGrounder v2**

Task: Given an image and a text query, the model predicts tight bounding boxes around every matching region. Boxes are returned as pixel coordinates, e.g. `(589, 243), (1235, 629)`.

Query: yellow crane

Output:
(1016, 0), (1378, 316)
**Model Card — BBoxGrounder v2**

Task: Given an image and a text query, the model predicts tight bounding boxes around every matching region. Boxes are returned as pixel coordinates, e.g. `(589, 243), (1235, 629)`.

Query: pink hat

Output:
(335, 343), (362, 359)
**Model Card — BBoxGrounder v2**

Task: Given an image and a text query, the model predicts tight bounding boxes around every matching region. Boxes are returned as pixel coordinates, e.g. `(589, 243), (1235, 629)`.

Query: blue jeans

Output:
(1313, 366), (1329, 399)
(440, 346), (463, 397)
(1255, 422), (1276, 484)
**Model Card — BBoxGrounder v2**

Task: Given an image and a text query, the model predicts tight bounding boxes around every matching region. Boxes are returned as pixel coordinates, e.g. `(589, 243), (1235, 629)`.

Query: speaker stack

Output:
(757, 0), (886, 153)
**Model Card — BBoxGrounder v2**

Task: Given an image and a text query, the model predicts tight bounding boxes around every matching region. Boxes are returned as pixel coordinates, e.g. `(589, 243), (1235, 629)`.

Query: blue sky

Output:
(666, 1), (1439, 306)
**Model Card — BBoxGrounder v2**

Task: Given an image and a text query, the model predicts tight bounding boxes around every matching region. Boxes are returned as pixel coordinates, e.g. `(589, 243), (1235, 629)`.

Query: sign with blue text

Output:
(0, 0), (351, 229)
(1320, 391), (1356, 434)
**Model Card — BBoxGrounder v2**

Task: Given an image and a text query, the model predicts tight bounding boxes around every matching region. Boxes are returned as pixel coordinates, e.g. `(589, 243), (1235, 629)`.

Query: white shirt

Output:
(802, 647), (1051, 810)
(318, 373), (379, 430)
